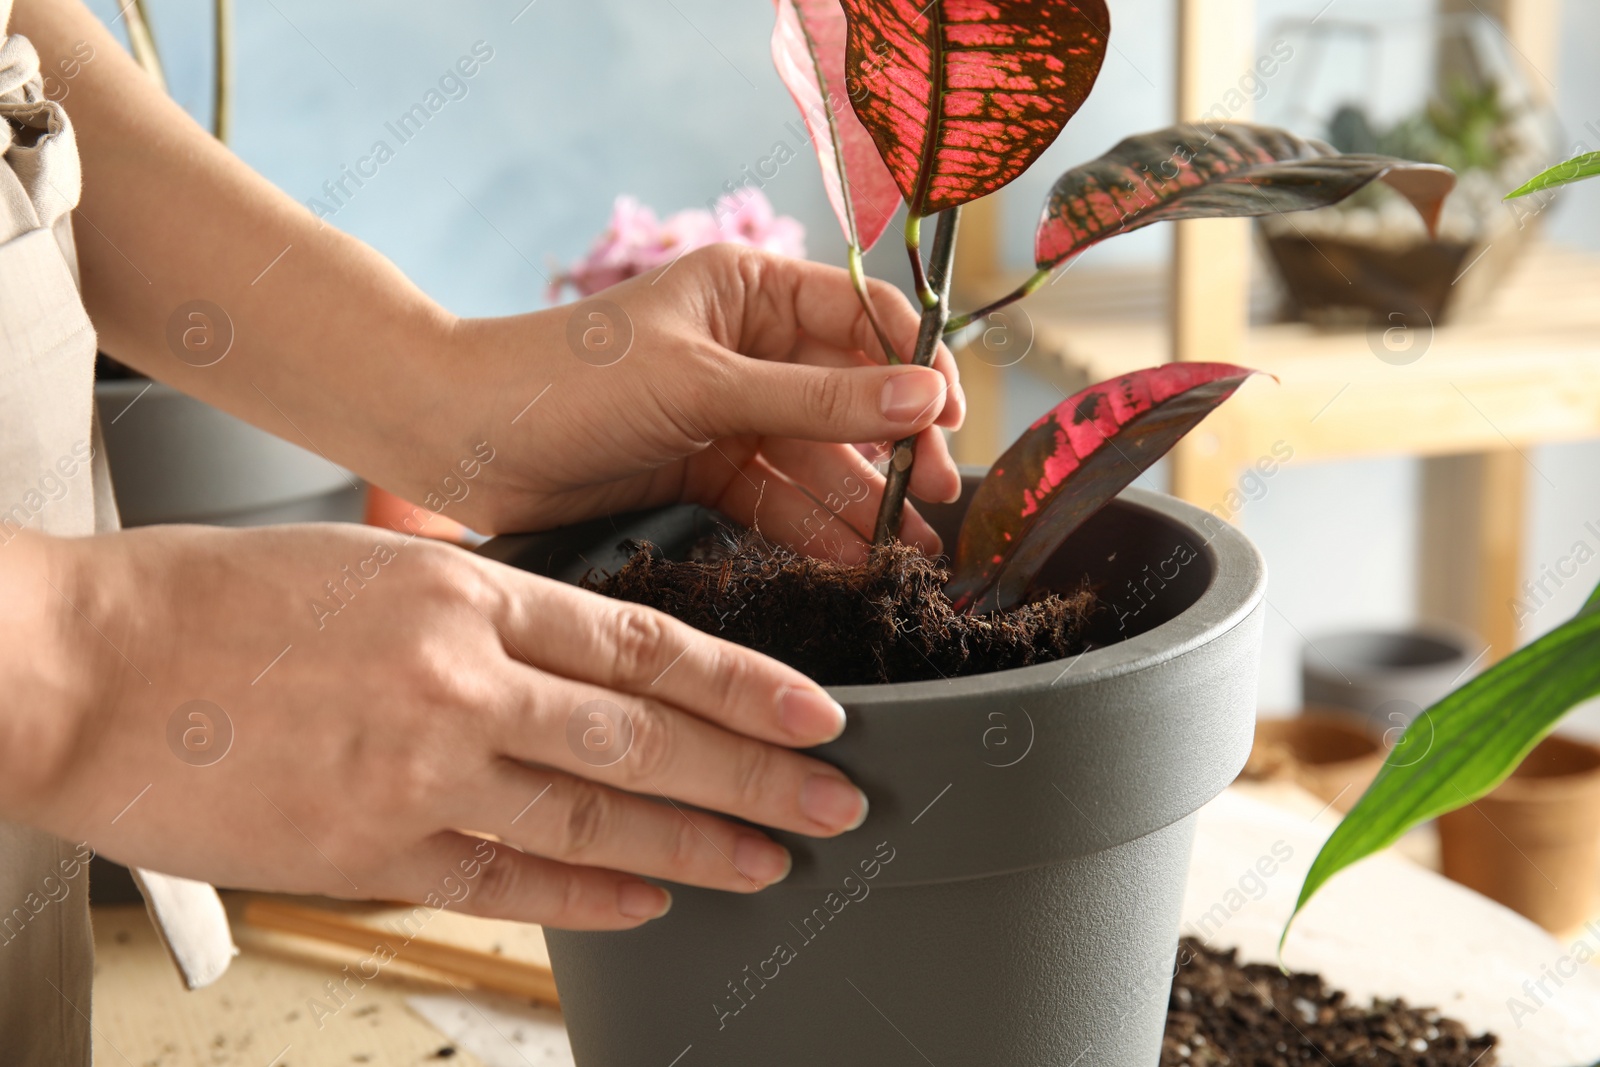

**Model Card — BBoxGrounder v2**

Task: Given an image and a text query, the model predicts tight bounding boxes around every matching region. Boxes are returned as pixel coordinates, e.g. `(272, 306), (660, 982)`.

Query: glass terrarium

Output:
(1255, 12), (1561, 326)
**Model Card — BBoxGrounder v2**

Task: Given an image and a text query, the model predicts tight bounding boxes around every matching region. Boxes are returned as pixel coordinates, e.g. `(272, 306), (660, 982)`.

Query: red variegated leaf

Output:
(946, 363), (1261, 615)
(772, 0), (903, 250)
(1035, 122), (1455, 269)
(841, 0), (1110, 217)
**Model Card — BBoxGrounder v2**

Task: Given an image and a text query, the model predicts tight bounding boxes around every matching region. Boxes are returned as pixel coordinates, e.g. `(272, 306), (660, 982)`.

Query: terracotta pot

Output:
(363, 485), (474, 544)
(1439, 734), (1600, 934)
(1245, 711), (1388, 813)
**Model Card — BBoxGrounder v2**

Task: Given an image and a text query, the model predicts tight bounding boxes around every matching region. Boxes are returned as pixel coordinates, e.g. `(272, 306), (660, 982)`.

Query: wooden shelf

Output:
(1006, 243), (1600, 468)
(947, 0), (1574, 661)
(949, 241), (1600, 657)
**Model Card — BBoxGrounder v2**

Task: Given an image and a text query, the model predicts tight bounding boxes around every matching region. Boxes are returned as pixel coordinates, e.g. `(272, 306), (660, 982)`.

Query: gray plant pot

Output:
(478, 480), (1266, 1067)
(94, 380), (363, 527)
(1300, 626), (1480, 740)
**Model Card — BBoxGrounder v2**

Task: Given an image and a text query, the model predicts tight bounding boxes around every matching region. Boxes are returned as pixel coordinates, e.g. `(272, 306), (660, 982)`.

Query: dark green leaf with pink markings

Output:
(1034, 122), (1456, 270)
(841, 0), (1110, 216)
(947, 363), (1261, 615)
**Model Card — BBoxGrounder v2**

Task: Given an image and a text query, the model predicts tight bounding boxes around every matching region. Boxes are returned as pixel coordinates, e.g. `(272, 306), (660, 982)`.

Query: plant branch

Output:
(944, 266), (1052, 334)
(848, 245), (902, 365)
(904, 213), (936, 309)
(213, 0), (233, 143)
(872, 207), (960, 545)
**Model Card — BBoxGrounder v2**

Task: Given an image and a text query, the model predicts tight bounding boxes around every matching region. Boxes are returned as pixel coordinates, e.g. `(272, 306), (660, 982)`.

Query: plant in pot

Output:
(483, 3), (1453, 1064)
(1255, 12), (1558, 328)
(1286, 154), (1600, 947)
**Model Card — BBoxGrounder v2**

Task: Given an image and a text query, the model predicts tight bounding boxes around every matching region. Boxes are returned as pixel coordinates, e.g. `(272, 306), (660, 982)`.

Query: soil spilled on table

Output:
(1164, 938), (1498, 1066)
(584, 532), (1095, 686)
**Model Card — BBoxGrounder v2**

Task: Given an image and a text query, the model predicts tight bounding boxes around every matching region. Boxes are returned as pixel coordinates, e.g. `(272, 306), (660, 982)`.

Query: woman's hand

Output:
(21, 0), (961, 559)
(2, 523), (868, 929)
(431, 245), (965, 559)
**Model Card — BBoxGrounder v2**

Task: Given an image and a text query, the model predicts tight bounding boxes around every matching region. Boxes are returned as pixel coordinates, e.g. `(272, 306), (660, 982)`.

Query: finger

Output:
(468, 761), (791, 893)
(498, 667), (870, 838)
(693, 357), (954, 446)
(933, 345), (966, 428)
(719, 252), (963, 431)
(786, 335), (965, 432)
(713, 451), (873, 564)
(779, 304), (964, 432)
(759, 438), (942, 554)
(857, 276), (966, 430)
(854, 440), (890, 464)
(389, 831), (672, 930)
(733, 254), (923, 369)
(907, 426), (963, 507)
(491, 561), (848, 748)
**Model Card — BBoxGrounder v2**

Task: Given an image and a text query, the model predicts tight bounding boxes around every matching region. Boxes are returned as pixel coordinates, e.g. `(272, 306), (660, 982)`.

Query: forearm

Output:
(0, 533), (94, 822)
(10, 0), (473, 496)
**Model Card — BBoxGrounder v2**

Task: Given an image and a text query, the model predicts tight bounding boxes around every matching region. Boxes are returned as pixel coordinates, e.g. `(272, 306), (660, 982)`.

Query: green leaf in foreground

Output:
(1283, 578), (1600, 955)
(1506, 151), (1600, 199)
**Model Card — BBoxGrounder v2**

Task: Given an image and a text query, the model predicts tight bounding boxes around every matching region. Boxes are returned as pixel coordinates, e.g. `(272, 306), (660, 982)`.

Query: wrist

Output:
(419, 311), (549, 531)
(0, 532), (100, 820)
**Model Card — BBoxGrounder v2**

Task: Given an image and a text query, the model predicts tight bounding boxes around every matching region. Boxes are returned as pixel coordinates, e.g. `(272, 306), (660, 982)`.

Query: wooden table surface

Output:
(94, 784), (1600, 1067)
(92, 901), (474, 1067)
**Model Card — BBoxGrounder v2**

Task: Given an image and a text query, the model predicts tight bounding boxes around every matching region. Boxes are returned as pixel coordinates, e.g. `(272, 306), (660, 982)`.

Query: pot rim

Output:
(93, 377), (161, 396)
(825, 485), (1267, 705)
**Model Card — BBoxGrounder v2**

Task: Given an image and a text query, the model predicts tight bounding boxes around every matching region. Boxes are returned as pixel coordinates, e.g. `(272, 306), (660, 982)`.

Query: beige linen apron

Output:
(2, 14), (235, 1061)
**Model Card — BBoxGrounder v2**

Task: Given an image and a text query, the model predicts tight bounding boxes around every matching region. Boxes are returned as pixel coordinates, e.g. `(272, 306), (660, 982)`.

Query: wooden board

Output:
(241, 898), (559, 1005)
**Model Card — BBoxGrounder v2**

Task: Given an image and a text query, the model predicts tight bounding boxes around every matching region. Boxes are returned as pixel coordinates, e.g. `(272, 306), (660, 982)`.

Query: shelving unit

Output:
(949, 0), (1585, 661)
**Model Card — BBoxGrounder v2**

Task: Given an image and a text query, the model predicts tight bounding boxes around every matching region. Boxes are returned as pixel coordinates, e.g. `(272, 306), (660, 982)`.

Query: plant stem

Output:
(124, 0), (168, 92)
(872, 206), (960, 546)
(213, 0), (233, 143)
(848, 245), (902, 365)
(904, 212), (936, 309)
(943, 266), (1052, 334)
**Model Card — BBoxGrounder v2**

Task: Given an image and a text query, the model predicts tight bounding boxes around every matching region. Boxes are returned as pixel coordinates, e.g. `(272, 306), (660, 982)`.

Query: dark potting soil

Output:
(1164, 939), (1498, 1067)
(584, 534), (1095, 686)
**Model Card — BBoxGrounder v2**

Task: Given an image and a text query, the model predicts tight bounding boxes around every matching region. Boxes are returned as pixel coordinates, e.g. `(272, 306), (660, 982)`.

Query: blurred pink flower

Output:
(717, 187), (807, 256)
(550, 189), (806, 301)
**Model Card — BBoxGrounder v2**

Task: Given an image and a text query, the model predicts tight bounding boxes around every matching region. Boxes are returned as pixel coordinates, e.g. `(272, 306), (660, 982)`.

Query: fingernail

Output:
(778, 686), (847, 742)
(800, 775), (870, 832)
(618, 882), (673, 920)
(734, 835), (793, 886)
(880, 370), (945, 423)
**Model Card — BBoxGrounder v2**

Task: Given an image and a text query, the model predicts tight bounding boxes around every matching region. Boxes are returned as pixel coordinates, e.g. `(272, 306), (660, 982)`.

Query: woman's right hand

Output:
(0, 523), (866, 929)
